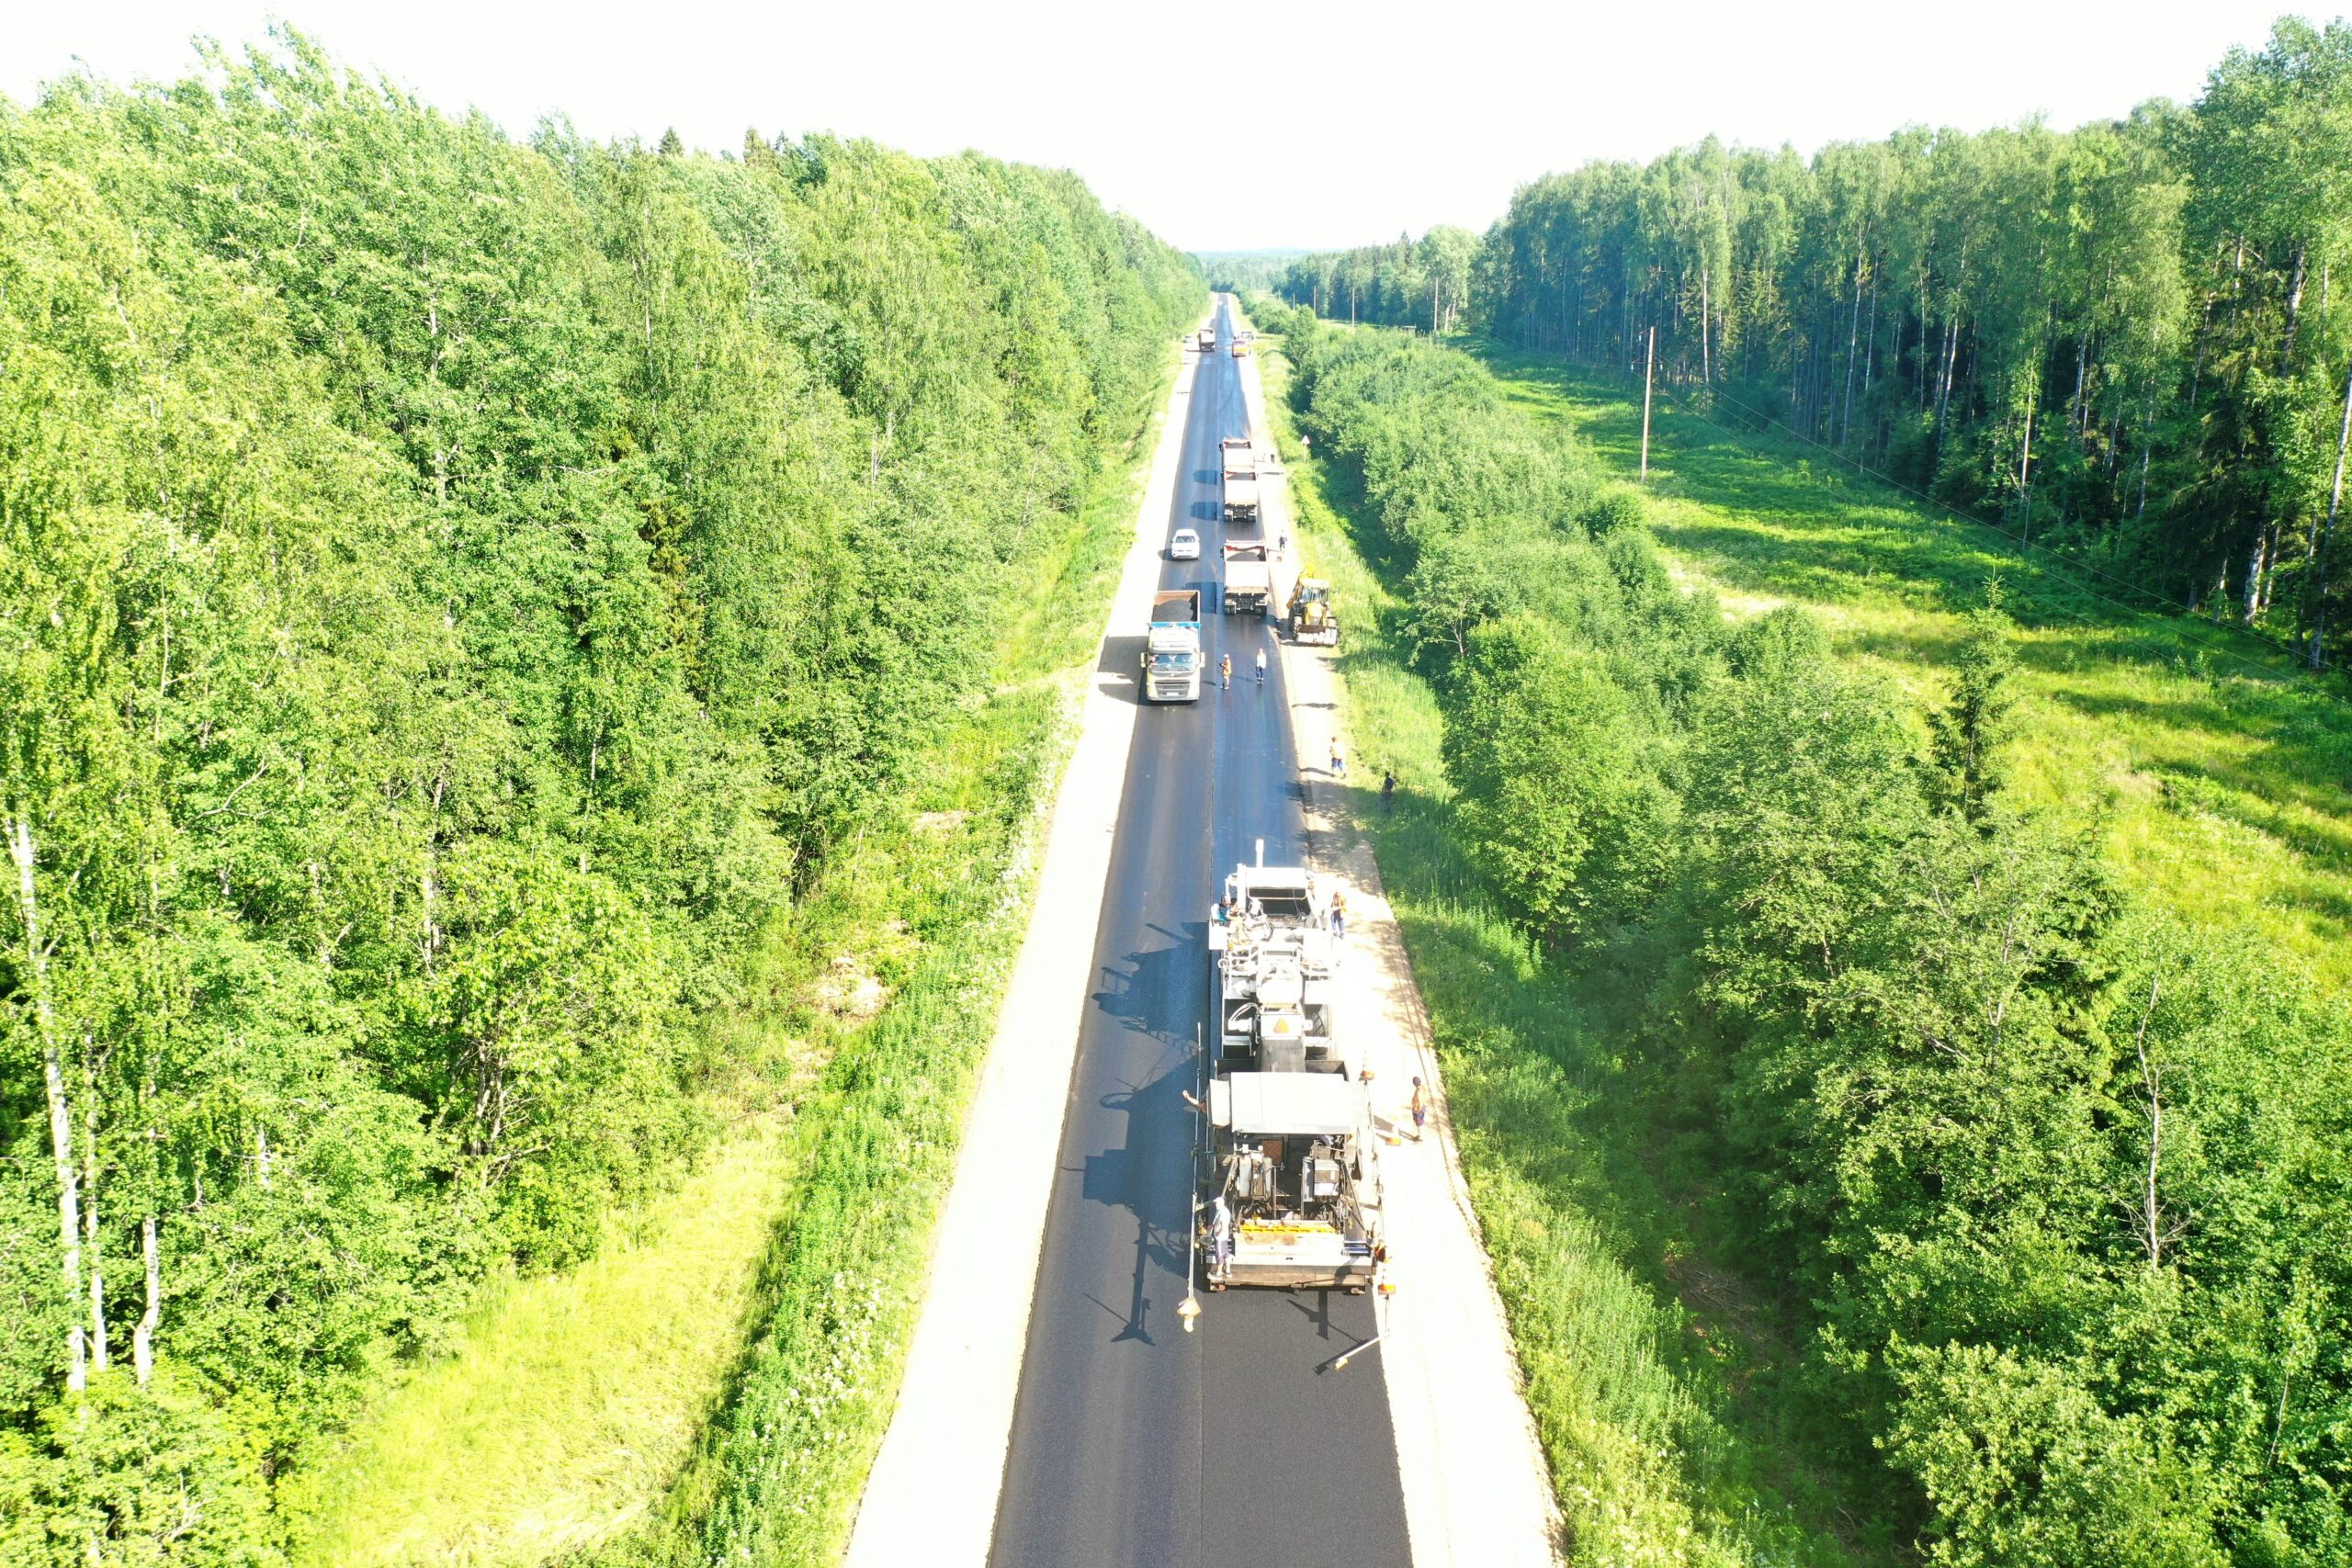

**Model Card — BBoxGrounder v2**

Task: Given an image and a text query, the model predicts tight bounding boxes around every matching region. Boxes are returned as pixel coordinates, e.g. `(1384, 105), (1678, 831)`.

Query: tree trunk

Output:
(1640, 325), (1657, 480)
(1700, 262), (1712, 387)
(2017, 393), (2037, 541)
(2304, 359), (2342, 667)
(12, 818), (86, 1393)
(2281, 238), (2309, 374)
(83, 1096), (106, 1376)
(1936, 315), (1959, 439)
(1861, 265), (1880, 401)
(133, 1213), (159, 1387)
(1841, 252), (1865, 446)
(2079, 333), (2098, 439)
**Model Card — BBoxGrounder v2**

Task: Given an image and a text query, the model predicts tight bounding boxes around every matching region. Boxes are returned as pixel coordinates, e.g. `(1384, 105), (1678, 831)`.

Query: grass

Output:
(1470, 339), (2352, 987)
(1250, 318), (1869, 1567)
(289, 1121), (805, 1565)
(288, 349), (1186, 1568)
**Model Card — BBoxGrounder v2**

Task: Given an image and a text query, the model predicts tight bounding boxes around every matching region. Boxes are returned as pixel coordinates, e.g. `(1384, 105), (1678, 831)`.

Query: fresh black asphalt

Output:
(989, 300), (1412, 1568)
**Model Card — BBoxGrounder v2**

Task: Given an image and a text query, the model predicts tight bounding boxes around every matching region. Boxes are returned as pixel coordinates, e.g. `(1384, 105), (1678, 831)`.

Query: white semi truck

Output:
(1220, 436), (1260, 526)
(1198, 849), (1381, 1292)
(1141, 589), (1202, 702)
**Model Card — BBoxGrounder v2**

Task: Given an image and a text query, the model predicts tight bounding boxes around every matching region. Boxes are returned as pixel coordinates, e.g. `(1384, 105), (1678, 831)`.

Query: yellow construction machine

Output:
(1286, 577), (1339, 647)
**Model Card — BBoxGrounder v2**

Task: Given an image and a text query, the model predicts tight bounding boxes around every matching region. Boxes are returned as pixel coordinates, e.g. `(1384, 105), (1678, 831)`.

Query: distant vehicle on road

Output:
(1169, 527), (1200, 560)
(1230, 340), (1250, 357)
(1196, 327), (1216, 354)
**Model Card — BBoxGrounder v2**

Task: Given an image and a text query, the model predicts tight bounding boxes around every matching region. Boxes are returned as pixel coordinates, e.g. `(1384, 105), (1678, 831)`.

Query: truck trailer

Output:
(1141, 589), (1202, 702)
(1221, 541), (1271, 617)
(1219, 437), (1260, 526)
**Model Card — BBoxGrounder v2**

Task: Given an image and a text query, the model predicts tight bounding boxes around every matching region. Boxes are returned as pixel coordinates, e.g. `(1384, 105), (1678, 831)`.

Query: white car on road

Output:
(1169, 527), (1201, 560)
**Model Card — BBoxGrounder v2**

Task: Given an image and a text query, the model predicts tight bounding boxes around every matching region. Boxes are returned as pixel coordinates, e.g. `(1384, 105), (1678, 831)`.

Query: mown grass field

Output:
(1251, 323), (1871, 1566)
(1472, 341), (2352, 988)
(288, 351), (1185, 1567)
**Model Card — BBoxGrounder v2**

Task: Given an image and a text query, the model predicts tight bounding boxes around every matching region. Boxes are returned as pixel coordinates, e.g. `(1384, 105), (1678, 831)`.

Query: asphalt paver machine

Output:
(1195, 843), (1383, 1292)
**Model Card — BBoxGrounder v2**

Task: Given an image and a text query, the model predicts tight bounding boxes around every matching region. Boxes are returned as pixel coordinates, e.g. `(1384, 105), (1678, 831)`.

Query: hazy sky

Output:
(1, 1), (2314, 252)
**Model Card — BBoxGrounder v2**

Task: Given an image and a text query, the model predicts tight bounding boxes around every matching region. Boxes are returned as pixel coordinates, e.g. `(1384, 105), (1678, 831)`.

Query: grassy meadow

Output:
(1471, 341), (2352, 988)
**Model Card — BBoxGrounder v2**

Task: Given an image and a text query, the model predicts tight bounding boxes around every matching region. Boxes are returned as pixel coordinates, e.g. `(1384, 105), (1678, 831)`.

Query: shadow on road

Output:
(1090, 923), (1203, 1045)
(1079, 1057), (1200, 1346)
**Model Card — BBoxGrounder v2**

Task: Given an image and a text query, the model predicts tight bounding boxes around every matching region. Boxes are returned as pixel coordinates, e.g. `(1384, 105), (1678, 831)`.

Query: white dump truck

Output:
(1221, 540), (1271, 617)
(1141, 589), (1202, 702)
(1220, 436), (1260, 526)
(1198, 847), (1380, 1292)
(1196, 327), (1216, 354)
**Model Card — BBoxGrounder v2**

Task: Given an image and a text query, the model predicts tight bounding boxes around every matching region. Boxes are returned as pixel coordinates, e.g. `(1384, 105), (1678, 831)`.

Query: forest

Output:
(1260, 18), (2352, 670)
(1263, 299), (2350, 1568)
(0, 33), (1198, 1561)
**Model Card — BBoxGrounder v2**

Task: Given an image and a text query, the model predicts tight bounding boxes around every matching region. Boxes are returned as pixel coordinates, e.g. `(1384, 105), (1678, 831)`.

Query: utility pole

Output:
(1640, 326), (1657, 481)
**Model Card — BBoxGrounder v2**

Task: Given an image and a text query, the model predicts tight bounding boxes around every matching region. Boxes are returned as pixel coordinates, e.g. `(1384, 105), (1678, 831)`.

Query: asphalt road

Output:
(989, 300), (1411, 1568)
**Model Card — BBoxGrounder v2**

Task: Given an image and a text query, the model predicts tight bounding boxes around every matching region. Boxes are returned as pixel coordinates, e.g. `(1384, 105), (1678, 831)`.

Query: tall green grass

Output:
(1254, 330), (1868, 1567)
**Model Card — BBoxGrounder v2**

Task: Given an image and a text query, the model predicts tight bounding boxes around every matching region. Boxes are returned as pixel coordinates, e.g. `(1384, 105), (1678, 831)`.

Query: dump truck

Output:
(1196, 327), (1216, 354)
(1287, 578), (1338, 646)
(1219, 437), (1260, 526)
(1221, 541), (1271, 617)
(1141, 588), (1202, 702)
(1198, 847), (1380, 1292)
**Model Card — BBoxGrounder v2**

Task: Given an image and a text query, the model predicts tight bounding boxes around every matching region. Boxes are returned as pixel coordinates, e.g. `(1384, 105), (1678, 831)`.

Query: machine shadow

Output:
(1090, 920), (1205, 1047)
(1079, 1055), (1203, 1346)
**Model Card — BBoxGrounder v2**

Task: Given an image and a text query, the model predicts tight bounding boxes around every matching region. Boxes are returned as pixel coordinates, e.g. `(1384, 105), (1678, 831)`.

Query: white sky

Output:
(0, 1), (2315, 253)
